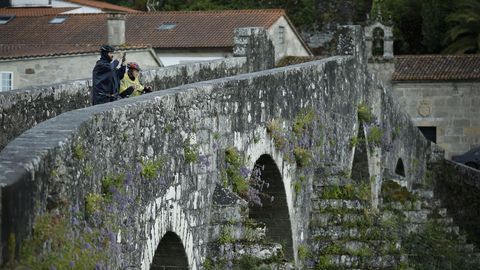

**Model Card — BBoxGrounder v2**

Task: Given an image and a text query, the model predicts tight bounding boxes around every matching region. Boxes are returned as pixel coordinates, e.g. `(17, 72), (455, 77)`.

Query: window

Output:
(0, 15), (15, 25)
(1, 72), (13, 91)
(158, 22), (177, 30)
(278, 26), (285, 45)
(49, 16), (68, 24)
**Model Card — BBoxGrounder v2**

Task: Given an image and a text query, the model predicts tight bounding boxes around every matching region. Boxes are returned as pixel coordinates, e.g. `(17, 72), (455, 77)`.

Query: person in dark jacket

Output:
(92, 45), (126, 105)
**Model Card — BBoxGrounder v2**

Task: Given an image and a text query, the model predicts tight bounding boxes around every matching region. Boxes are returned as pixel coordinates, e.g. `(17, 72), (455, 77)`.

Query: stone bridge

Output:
(1, 26), (479, 269)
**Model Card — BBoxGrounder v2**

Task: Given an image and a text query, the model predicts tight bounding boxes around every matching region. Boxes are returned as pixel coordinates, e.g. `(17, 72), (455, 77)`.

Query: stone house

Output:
(366, 21), (480, 158)
(0, 8), (311, 90)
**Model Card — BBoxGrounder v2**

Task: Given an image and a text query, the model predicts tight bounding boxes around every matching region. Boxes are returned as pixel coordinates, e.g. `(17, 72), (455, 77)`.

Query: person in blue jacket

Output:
(92, 45), (126, 105)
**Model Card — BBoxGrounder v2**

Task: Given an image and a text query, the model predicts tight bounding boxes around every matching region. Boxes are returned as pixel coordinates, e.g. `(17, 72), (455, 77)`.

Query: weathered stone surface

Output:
(0, 26), (434, 269)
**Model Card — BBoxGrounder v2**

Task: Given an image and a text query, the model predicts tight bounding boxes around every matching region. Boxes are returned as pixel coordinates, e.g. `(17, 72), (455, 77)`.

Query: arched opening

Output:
(150, 231), (189, 270)
(351, 123), (369, 182)
(395, 158), (405, 177)
(372, 27), (385, 57)
(249, 154), (294, 259)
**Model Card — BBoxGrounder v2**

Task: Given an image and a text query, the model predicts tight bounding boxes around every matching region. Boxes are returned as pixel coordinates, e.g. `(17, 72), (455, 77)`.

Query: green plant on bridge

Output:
(219, 226), (235, 245)
(141, 158), (165, 180)
(224, 147), (249, 195)
(367, 126), (383, 147)
(266, 119), (287, 149)
(293, 107), (315, 135)
(293, 146), (312, 168)
(297, 244), (311, 260)
(18, 212), (109, 269)
(85, 193), (104, 217)
(101, 173), (125, 200)
(357, 102), (374, 123)
(184, 140), (199, 163)
(72, 142), (85, 160)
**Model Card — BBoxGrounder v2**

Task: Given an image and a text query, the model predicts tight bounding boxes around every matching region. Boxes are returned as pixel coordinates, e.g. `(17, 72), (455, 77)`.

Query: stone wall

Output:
(0, 26), (433, 268)
(393, 81), (480, 158)
(429, 159), (480, 246)
(0, 27), (275, 152)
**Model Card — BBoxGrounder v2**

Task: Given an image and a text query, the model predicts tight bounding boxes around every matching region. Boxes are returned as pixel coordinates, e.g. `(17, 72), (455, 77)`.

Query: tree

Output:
(443, 0), (480, 54)
(421, 0), (453, 53)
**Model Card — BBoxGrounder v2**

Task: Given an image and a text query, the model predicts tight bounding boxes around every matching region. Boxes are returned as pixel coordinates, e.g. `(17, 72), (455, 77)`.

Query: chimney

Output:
(107, 13), (126, 46)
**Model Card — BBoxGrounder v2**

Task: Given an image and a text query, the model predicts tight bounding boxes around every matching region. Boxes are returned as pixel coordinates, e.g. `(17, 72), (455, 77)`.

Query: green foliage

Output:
(293, 107), (315, 135)
(203, 257), (214, 270)
(84, 163), (93, 177)
(403, 220), (479, 269)
(18, 213), (108, 269)
(367, 126), (383, 146)
(213, 132), (220, 140)
(101, 174), (125, 199)
(293, 181), (302, 195)
(444, 0), (480, 54)
(266, 119), (287, 149)
(224, 147), (249, 195)
(316, 255), (333, 269)
(381, 180), (415, 203)
(141, 158), (164, 180)
(349, 136), (358, 148)
(184, 141), (199, 163)
(72, 143), (85, 160)
(219, 226), (235, 244)
(357, 103), (374, 123)
(293, 147), (312, 168)
(421, 0), (453, 53)
(297, 245), (311, 260)
(85, 193), (104, 217)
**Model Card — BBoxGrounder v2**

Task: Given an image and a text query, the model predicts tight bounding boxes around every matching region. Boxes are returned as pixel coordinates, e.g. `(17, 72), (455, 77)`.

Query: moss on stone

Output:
(266, 119), (287, 149)
(293, 146), (312, 168)
(381, 180), (415, 203)
(141, 158), (164, 180)
(85, 193), (104, 217)
(184, 141), (198, 163)
(101, 173), (125, 200)
(357, 102), (374, 123)
(293, 107), (315, 135)
(367, 126), (383, 146)
(72, 142), (85, 160)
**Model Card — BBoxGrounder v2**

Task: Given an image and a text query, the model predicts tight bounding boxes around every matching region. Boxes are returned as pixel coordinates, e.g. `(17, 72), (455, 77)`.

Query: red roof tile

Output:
(64, 0), (140, 13)
(0, 9), (289, 59)
(393, 55), (480, 81)
(0, 7), (75, 17)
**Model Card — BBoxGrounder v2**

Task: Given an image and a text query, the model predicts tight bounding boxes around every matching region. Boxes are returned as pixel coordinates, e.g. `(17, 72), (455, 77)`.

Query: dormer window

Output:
(49, 16), (68, 24)
(158, 22), (177, 30)
(0, 15), (15, 25)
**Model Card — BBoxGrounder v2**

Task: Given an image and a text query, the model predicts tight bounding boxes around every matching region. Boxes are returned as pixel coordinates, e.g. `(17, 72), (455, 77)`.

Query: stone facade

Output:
(392, 81), (480, 158)
(0, 26), (433, 268)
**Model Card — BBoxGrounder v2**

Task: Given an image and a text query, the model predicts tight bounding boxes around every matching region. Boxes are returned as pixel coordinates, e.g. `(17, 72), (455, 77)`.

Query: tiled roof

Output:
(127, 9), (286, 48)
(64, 0), (140, 13)
(0, 9), (289, 59)
(0, 7), (75, 17)
(393, 55), (480, 81)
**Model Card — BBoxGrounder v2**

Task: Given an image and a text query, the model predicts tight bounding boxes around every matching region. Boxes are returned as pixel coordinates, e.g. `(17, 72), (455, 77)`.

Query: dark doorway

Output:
(151, 231), (189, 270)
(418, 126), (437, 143)
(395, 158), (405, 177)
(351, 124), (370, 182)
(249, 154), (294, 259)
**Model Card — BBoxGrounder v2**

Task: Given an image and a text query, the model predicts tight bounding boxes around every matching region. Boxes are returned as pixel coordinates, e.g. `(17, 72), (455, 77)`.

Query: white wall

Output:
(11, 0), (50, 6)
(0, 50), (160, 90)
(51, 0), (102, 13)
(156, 50), (230, 67)
(267, 17), (311, 61)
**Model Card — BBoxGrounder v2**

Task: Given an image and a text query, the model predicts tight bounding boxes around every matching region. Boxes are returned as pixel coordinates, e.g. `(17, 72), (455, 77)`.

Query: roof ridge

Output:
(134, 8), (285, 15)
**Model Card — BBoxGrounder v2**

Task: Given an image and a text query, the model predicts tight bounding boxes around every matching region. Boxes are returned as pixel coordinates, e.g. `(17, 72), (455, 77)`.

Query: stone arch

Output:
(395, 158), (405, 177)
(372, 27), (385, 56)
(248, 154), (294, 259)
(150, 231), (189, 270)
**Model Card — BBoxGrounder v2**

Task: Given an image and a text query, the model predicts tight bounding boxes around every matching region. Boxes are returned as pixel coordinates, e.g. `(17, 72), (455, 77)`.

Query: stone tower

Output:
(364, 15), (395, 89)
